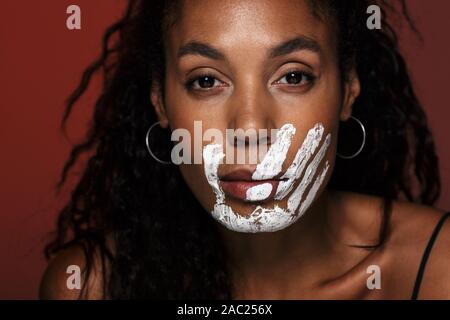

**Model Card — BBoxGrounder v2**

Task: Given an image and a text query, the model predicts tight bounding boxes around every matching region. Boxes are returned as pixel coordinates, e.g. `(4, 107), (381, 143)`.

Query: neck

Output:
(216, 188), (335, 297)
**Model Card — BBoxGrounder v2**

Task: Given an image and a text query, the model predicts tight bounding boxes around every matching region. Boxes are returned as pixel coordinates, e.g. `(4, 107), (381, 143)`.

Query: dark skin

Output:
(40, 0), (450, 299)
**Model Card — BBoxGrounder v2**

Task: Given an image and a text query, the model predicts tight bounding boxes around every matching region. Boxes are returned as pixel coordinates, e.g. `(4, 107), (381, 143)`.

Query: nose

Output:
(226, 79), (276, 148)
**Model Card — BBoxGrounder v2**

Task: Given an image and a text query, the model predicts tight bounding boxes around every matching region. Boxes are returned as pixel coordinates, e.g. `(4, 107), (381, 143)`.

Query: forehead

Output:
(165, 0), (336, 61)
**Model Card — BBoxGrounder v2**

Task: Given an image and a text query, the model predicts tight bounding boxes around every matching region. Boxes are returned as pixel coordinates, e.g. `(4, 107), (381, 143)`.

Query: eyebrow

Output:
(268, 36), (321, 58)
(177, 41), (225, 60)
(177, 36), (321, 60)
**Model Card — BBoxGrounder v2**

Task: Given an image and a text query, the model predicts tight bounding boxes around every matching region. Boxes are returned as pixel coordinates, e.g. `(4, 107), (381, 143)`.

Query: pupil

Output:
(199, 76), (214, 88)
(286, 72), (301, 84)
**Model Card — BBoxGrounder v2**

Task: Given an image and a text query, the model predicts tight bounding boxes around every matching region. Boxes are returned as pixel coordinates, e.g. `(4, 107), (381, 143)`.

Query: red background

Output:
(0, 0), (449, 299)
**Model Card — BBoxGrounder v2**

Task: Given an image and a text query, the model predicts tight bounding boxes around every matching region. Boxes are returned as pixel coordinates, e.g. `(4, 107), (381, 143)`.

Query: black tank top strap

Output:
(411, 211), (450, 300)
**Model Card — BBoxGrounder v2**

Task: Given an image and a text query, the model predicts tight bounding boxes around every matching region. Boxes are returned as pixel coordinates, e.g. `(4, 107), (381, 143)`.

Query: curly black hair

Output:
(44, 0), (441, 299)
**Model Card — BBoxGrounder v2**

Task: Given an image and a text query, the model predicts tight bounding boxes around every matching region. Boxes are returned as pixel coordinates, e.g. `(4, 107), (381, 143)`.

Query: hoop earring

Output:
(337, 116), (366, 160)
(145, 121), (173, 165)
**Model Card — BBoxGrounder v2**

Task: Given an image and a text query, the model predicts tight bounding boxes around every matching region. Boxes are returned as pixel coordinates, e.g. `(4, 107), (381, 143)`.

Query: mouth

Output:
(219, 169), (286, 202)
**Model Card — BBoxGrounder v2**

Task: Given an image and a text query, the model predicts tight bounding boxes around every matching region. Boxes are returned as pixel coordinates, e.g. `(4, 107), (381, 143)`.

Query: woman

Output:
(40, 0), (450, 299)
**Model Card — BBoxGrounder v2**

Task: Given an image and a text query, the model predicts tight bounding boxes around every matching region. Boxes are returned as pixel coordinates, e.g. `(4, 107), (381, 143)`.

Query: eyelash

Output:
(185, 73), (224, 91)
(273, 70), (316, 87)
(184, 70), (316, 91)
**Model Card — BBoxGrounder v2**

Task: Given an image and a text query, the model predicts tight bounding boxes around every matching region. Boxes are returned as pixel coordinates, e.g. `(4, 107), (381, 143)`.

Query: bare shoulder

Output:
(388, 199), (450, 299)
(39, 238), (113, 300)
(389, 199), (448, 245)
(329, 190), (449, 299)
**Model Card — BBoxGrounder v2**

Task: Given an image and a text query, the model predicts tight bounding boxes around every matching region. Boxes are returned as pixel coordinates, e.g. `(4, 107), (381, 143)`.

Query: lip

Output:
(220, 168), (255, 181)
(219, 169), (285, 202)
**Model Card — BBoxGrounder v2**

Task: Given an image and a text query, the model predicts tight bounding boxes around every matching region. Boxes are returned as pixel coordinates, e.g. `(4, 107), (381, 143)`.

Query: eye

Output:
(274, 71), (315, 86)
(185, 74), (226, 91)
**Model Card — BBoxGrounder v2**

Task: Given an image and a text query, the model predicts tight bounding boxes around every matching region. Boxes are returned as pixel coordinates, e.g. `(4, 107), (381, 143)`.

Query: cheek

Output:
(178, 163), (218, 210)
(164, 71), (229, 129)
(287, 83), (342, 165)
(280, 106), (340, 176)
(273, 81), (342, 141)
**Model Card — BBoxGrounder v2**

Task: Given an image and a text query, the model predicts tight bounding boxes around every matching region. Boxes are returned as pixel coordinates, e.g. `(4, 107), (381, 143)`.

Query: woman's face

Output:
(151, 0), (360, 233)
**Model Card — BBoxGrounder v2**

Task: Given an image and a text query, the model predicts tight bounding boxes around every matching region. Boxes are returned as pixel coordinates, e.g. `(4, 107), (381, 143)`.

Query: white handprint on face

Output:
(203, 123), (331, 233)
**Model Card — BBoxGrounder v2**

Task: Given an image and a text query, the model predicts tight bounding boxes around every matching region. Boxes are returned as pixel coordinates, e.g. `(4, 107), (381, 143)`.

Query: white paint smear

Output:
(203, 122), (331, 233)
(275, 123), (324, 200)
(246, 182), (273, 201)
(252, 123), (295, 180)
